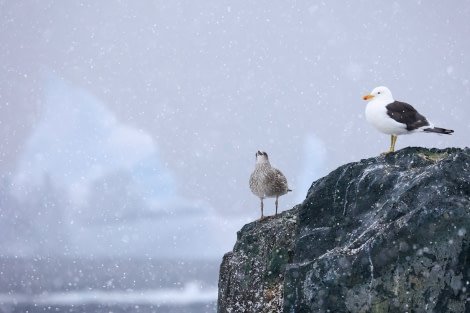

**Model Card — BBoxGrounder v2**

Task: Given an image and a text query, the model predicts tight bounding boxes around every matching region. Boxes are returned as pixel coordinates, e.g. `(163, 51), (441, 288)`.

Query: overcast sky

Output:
(1, 1), (469, 233)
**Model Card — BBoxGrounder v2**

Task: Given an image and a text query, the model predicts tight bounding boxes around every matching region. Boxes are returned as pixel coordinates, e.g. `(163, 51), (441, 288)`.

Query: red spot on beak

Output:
(363, 94), (374, 101)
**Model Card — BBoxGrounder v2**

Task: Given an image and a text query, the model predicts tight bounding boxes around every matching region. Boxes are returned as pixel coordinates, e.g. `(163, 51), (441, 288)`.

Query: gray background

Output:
(1, 1), (469, 257)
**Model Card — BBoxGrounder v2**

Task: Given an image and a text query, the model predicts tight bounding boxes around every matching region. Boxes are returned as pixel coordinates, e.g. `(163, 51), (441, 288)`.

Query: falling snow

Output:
(1, 1), (470, 312)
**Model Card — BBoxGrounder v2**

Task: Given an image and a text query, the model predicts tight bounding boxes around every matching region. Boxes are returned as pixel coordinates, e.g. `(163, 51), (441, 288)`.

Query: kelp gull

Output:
(363, 86), (454, 155)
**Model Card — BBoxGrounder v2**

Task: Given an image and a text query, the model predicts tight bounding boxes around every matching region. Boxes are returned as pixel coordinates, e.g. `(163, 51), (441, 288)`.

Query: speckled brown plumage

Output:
(249, 150), (291, 220)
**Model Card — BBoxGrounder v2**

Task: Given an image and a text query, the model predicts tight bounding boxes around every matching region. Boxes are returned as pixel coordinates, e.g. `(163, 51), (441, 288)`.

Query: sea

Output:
(0, 257), (219, 313)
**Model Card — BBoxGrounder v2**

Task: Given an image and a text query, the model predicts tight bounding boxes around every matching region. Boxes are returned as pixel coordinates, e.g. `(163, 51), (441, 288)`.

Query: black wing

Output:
(386, 101), (430, 131)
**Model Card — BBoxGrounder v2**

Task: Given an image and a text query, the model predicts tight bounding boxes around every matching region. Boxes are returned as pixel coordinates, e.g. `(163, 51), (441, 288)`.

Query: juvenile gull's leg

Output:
(260, 199), (265, 220)
(275, 196), (279, 216)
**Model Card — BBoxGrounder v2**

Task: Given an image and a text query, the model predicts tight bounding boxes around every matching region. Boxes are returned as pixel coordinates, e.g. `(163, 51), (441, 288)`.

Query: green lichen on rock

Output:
(265, 244), (291, 280)
(417, 149), (449, 163)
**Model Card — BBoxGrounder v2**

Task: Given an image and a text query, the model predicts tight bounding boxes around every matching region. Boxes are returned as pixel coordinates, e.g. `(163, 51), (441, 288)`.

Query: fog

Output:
(1, 1), (469, 311)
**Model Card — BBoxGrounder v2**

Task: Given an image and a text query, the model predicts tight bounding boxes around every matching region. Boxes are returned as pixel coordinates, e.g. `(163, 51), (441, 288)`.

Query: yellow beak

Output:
(363, 94), (374, 101)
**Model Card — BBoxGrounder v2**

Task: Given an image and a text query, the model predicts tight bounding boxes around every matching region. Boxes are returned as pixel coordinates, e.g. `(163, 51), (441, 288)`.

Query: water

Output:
(0, 257), (219, 313)
(1, 303), (216, 313)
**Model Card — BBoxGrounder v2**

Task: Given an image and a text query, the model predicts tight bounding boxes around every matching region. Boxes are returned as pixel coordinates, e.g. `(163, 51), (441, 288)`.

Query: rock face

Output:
(217, 208), (298, 313)
(218, 147), (470, 313)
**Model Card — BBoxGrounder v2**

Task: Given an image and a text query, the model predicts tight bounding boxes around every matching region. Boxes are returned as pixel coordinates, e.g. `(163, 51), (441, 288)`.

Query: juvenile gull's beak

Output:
(363, 94), (374, 101)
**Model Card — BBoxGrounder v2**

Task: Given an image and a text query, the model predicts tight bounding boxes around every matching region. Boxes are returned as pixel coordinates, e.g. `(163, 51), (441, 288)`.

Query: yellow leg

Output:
(381, 135), (397, 155)
(391, 135), (397, 152)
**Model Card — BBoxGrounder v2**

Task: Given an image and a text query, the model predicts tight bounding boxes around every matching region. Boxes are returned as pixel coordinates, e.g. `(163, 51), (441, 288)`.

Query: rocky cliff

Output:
(218, 147), (470, 313)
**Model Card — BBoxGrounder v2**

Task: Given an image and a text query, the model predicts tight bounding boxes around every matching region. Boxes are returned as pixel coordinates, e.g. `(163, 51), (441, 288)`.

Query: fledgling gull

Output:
(249, 150), (291, 220)
(363, 86), (454, 155)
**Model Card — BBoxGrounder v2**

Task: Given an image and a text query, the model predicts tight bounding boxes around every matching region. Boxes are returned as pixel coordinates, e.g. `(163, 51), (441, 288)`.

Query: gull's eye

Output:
(378, 91), (381, 94)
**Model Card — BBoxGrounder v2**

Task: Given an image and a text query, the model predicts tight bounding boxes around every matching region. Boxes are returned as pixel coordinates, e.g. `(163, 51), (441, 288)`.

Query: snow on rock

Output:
(217, 209), (297, 313)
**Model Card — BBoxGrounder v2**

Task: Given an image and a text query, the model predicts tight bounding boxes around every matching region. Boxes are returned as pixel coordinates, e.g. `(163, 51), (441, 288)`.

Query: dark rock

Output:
(217, 208), (298, 313)
(218, 147), (470, 313)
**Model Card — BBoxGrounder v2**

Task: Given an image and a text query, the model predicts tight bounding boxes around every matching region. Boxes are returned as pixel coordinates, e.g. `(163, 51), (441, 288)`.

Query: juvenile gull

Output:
(249, 150), (291, 220)
(363, 86), (454, 155)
